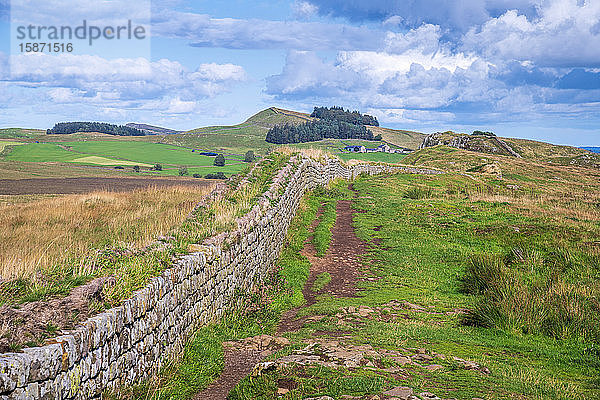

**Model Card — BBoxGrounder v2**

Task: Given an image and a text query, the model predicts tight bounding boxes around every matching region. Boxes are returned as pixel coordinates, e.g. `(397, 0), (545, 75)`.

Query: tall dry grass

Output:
(275, 146), (336, 162)
(0, 184), (215, 280)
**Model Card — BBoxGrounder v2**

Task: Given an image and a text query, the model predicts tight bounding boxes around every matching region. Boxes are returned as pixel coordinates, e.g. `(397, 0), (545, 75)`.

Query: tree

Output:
(244, 150), (255, 163)
(178, 166), (188, 176)
(153, 163), (162, 171)
(46, 122), (144, 136)
(374, 134), (382, 141)
(214, 154), (225, 166)
(133, 165), (140, 173)
(266, 120), (374, 144)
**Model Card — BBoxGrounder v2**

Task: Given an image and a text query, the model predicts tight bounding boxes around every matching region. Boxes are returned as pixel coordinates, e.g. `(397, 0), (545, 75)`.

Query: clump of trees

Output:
(244, 150), (255, 163)
(266, 120), (374, 144)
(178, 167), (188, 176)
(213, 154), (225, 166)
(153, 163), (162, 171)
(205, 172), (226, 179)
(47, 122), (145, 136)
(311, 106), (379, 127)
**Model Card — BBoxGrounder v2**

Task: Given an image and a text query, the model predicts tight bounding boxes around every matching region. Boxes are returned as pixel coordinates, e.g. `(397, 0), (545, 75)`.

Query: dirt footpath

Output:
(197, 194), (369, 399)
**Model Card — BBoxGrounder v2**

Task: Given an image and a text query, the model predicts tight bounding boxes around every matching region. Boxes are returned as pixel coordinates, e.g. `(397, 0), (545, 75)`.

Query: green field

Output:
(3, 141), (246, 176)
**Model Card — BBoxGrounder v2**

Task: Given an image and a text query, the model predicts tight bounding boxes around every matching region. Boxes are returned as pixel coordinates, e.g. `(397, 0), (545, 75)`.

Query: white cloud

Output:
(302, 0), (540, 31)
(152, 10), (383, 50)
(463, 0), (600, 67)
(0, 52), (247, 120)
(165, 97), (199, 114)
(292, 1), (319, 19)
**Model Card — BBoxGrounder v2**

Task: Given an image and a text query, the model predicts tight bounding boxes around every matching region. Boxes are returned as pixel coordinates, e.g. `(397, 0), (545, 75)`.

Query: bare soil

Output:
(0, 177), (215, 195)
(0, 276), (115, 352)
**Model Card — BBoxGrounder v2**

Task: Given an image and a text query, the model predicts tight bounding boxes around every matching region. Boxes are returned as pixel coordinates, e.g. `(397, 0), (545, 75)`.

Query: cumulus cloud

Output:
(463, 0), (600, 67)
(152, 11), (383, 50)
(300, 0), (539, 31)
(0, 52), (247, 117)
(292, 1), (319, 19)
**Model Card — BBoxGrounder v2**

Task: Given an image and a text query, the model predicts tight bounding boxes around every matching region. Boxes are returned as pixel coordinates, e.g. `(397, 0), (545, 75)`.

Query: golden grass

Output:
(0, 184), (215, 279)
(275, 146), (336, 162)
(69, 156), (153, 167)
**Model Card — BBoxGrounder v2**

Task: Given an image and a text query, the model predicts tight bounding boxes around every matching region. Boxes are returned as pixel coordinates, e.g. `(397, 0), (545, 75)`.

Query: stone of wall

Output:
(0, 157), (441, 400)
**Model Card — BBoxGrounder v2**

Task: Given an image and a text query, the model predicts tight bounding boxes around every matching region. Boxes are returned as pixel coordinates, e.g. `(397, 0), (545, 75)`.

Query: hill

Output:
(417, 131), (600, 169)
(420, 131), (521, 157)
(126, 123), (182, 135)
(369, 126), (425, 150)
(165, 107), (424, 154)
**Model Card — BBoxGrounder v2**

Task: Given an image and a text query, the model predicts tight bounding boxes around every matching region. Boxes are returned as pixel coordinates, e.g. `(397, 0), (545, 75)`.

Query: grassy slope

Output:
(369, 126), (426, 150)
(230, 170), (600, 399)
(2, 141), (245, 177)
(0, 108), (423, 179)
(505, 137), (600, 168)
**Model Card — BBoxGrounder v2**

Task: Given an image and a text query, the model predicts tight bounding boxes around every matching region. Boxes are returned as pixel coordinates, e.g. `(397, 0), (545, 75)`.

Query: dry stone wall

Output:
(0, 157), (441, 400)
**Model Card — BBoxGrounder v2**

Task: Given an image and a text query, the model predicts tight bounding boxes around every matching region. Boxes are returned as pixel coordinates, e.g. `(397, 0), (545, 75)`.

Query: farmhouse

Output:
(344, 145), (367, 153)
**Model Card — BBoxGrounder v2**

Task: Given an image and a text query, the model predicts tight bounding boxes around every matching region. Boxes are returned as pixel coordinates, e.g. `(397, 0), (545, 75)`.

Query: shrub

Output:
(402, 186), (433, 199)
(192, 173), (201, 178)
(133, 165), (140, 173)
(153, 163), (162, 171)
(114, 166), (124, 170)
(205, 172), (226, 179)
(214, 154), (225, 167)
(374, 134), (382, 141)
(178, 167), (188, 176)
(460, 249), (600, 343)
(244, 150), (255, 163)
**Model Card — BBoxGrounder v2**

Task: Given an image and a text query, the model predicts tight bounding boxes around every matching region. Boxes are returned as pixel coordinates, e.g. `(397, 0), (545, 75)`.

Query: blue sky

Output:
(1, 0), (599, 146)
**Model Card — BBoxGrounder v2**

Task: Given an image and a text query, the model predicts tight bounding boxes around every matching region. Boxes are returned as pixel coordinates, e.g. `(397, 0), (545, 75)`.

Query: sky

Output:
(0, 0), (599, 146)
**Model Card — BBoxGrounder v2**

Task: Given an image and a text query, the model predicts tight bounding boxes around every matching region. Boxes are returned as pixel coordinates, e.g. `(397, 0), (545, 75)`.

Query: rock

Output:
(274, 337), (291, 346)
(391, 355), (412, 365)
(383, 386), (413, 399)
(412, 353), (433, 363)
(251, 361), (276, 376)
(424, 364), (443, 371)
(419, 392), (440, 400)
(277, 387), (290, 395)
(402, 302), (425, 311)
(304, 397), (334, 400)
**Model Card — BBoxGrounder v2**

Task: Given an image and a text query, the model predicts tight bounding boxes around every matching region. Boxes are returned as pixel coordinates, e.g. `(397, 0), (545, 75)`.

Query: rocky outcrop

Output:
(0, 157), (441, 399)
(420, 132), (522, 158)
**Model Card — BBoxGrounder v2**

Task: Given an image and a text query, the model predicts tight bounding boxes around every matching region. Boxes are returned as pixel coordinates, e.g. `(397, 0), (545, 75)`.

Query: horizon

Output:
(1, 0), (599, 146)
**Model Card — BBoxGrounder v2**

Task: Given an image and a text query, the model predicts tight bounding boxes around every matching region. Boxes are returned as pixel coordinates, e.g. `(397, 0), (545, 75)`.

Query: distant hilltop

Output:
(126, 123), (183, 135)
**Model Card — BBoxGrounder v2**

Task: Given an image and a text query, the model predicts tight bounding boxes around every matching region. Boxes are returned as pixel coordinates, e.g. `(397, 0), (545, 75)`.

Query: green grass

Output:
(311, 272), (331, 292)
(0, 128), (45, 139)
(3, 141), (247, 176)
(230, 172), (600, 399)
